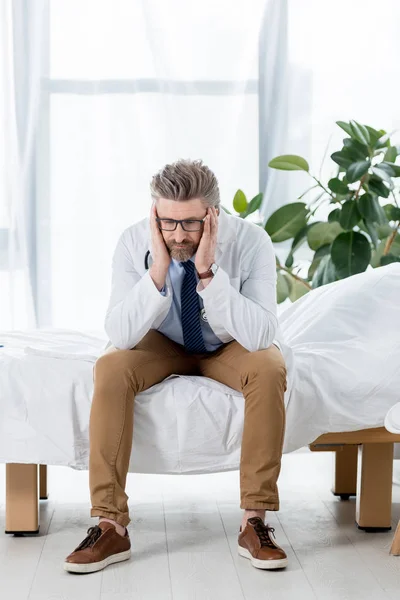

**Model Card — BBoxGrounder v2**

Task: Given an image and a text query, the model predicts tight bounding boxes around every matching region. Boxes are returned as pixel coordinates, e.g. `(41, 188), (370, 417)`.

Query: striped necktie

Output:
(180, 260), (207, 354)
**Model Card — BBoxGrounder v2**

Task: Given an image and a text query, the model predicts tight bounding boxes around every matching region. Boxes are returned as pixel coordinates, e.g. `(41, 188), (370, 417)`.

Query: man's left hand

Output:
(195, 206), (219, 274)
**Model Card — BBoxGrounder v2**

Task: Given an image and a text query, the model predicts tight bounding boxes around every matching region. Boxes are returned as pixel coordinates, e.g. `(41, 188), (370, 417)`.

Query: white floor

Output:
(2, 450), (400, 600)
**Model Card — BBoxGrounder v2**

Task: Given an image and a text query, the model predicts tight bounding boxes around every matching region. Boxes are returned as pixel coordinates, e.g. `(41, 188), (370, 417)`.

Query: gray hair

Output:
(150, 158), (220, 208)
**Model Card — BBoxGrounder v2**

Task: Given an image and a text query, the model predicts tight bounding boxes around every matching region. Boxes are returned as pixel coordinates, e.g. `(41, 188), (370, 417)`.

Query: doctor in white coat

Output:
(64, 158), (289, 574)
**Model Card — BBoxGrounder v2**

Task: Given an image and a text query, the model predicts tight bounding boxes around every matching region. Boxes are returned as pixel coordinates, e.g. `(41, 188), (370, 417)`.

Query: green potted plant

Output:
(225, 120), (400, 303)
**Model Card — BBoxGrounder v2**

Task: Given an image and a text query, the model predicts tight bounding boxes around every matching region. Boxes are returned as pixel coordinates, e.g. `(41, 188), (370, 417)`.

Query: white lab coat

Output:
(104, 206), (286, 354)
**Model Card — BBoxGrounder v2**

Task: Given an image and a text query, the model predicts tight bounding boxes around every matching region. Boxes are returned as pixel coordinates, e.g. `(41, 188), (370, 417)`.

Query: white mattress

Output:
(0, 263), (399, 473)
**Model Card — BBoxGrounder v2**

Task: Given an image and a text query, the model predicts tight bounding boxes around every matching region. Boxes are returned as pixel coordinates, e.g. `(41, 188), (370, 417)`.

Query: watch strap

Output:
(197, 264), (215, 279)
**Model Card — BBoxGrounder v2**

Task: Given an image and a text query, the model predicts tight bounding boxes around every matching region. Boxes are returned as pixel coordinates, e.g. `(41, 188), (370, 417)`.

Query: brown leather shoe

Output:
(238, 516), (288, 569)
(64, 521), (131, 573)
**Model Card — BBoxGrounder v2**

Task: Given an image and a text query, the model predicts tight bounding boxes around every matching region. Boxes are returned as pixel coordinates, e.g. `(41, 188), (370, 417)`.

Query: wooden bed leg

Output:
(5, 464), (39, 535)
(39, 465), (48, 500)
(390, 521), (400, 555)
(332, 445), (358, 500)
(356, 443), (393, 531)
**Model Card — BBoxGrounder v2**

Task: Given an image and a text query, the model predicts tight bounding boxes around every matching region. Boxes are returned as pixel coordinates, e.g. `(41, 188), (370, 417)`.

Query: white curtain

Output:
(2, 0), (400, 332)
(0, 0), (47, 329)
(1, 0), (285, 331)
(273, 0), (400, 266)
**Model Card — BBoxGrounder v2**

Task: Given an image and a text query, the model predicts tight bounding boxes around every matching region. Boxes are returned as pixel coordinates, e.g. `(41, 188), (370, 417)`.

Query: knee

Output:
(241, 348), (287, 388)
(94, 350), (136, 385)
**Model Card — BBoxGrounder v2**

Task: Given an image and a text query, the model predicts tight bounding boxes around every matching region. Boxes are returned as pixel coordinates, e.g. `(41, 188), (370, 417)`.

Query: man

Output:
(64, 158), (288, 573)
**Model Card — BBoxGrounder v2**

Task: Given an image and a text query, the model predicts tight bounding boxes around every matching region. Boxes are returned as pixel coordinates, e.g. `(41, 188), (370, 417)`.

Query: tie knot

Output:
(181, 260), (195, 273)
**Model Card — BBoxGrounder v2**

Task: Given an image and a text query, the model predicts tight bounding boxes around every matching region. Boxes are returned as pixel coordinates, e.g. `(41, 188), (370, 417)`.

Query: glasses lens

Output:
(182, 220), (201, 231)
(159, 219), (176, 231)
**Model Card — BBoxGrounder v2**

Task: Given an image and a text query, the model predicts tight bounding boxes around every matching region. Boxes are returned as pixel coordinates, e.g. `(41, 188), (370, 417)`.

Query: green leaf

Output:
(390, 206), (400, 220)
(308, 244), (331, 279)
(368, 176), (390, 198)
(288, 222), (321, 258)
(380, 254), (400, 266)
(365, 126), (386, 146)
(311, 254), (330, 288)
(328, 178), (348, 194)
(288, 278), (310, 302)
(276, 271), (292, 303)
(314, 243), (332, 260)
(382, 204), (395, 220)
(380, 162), (400, 177)
(285, 253), (294, 268)
(375, 132), (391, 149)
(268, 155), (309, 171)
(371, 166), (394, 189)
(384, 146), (397, 163)
(241, 193), (263, 218)
(385, 233), (400, 256)
(376, 162), (397, 177)
(339, 200), (361, 230)
(328, 208), (341, 223)
(233, 189), (248, 213)
(331, 151), (353, 169)
(331, 231), (371, 278)
(322, 257), (338, 285)
(342, 138), (369, 161)
(265, 202), (309, 242)
(336, 121), (353, 136)
(346, 160), (370, 183)
(307, 221), (343, 251)
(362, 219), (379, 248)
(349, 120), (371, 146)
(357, 193), (387, 224)
(377, 223), (394, 237)
(371, 233), (400, 267)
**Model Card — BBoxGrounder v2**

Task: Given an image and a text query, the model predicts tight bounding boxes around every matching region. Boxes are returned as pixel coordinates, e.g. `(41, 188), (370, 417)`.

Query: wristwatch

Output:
(196, 263), (219, 279)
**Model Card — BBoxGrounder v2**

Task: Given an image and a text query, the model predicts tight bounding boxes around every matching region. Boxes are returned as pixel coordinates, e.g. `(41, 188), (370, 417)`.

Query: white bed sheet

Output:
(0, 262), (399, 473)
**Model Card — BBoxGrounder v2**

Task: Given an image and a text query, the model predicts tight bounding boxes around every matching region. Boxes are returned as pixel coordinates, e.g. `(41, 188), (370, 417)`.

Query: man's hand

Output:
(195, 206), (219, 274)
(149, 202), (171, 290)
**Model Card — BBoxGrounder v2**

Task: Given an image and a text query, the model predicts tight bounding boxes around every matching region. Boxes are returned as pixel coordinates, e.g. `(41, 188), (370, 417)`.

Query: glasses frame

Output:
(155, 217), (207, 232)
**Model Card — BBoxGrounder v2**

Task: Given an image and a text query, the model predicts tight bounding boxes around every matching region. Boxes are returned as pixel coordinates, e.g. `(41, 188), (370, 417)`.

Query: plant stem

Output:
(354, 176), (366, 202)
(278, 265), (312, 290)
(308, 196), (331, 216)
(318, 132), (334, 180)
(383, 221), (400, 255)
(391, 190), (399, 209)
(298, 184), (319, 200)
(310, 175), (335, 199)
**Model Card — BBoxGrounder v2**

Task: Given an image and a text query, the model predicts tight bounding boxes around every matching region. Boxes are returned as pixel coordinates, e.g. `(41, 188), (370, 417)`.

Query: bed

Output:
(1, 263), (400, 544)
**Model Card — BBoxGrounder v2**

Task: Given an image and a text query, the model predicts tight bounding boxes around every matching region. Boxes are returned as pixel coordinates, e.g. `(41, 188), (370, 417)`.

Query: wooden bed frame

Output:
(5, 426), (400, 555)
(310, 426), (400, 555)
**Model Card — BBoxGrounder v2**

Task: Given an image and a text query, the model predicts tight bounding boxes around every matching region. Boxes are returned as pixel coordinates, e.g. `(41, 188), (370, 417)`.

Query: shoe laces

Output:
(248, 517), (277, 548)
(74, 525), (103, 552)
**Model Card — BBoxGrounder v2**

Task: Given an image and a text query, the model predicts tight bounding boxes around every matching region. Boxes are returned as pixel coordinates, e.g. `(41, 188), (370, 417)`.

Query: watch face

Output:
(211, 263), (218, 275)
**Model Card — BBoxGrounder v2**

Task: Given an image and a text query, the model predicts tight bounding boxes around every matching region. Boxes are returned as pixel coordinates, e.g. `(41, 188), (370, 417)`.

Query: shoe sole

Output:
(238, 545), (288, 569)
(64, 549), (131, 573)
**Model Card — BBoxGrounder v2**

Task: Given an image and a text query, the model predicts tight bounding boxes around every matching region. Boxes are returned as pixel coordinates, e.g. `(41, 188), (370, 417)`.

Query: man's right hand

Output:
(149, 202), (171, 290)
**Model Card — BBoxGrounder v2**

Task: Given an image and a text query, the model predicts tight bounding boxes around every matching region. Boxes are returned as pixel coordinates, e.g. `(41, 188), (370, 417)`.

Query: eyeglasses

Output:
(155, 217), (206, 232)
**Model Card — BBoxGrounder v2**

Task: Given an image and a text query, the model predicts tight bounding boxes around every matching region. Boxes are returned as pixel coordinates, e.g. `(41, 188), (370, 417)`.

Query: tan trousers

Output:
(89, 329), (287, 527)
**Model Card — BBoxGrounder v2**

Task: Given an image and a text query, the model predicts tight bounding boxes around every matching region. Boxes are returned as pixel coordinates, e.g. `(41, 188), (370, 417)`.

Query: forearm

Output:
(105, 269), (171, 349)
(149, 264), (168, 292)
(198, 268), (278, 352)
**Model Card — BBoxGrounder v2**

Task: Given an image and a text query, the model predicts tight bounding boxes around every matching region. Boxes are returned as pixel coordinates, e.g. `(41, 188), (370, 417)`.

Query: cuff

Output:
(143, 269), (171, 301)
(196, 265), (230, 298)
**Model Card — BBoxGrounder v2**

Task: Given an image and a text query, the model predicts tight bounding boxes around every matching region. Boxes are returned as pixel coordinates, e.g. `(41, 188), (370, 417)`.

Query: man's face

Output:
(155, 197), (219, 262)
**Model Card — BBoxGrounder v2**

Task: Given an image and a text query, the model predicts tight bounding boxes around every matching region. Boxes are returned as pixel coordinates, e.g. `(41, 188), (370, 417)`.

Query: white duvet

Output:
(0, 262), (399, 473)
